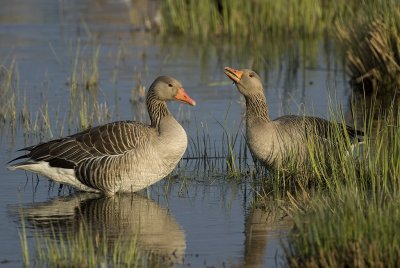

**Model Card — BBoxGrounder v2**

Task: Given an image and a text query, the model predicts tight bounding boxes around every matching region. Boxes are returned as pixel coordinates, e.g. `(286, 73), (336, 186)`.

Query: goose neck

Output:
(146, 93), (171, 129)
(245, 93), (270, 123)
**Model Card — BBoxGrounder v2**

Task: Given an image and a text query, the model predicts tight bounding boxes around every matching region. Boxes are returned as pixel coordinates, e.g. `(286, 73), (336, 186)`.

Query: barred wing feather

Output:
(11, 121), (154, 169)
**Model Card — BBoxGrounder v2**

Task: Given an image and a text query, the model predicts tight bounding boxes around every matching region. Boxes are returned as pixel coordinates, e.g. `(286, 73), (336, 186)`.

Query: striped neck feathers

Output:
(245, 93), (270, 122)
(146, 91), (171, 129)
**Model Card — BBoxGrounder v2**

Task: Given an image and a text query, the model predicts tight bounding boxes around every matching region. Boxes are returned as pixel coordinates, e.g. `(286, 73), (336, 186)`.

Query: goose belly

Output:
(82, 139), (187, 194)
(118, 153), (182, 192)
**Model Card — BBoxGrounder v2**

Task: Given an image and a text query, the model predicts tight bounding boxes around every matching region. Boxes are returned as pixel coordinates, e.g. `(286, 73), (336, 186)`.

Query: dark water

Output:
(0, 0), (351, 267)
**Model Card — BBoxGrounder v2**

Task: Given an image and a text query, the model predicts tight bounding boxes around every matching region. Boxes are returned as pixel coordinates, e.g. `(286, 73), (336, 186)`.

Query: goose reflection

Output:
(241, 202), (290, 268)
(15, 193), (186, 264)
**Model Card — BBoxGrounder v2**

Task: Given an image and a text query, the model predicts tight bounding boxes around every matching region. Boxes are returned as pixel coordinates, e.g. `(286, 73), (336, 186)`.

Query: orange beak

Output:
(174, 87), (196, 106)
(224, 67), (243, 83)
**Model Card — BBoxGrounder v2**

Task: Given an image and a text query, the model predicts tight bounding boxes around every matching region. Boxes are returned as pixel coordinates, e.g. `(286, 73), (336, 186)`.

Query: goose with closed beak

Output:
(8, 76), (196, 195)
(224, 67), (363, 170)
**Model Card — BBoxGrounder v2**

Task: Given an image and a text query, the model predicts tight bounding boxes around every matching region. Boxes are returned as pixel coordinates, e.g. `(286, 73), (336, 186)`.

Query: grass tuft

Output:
(337, 16), (400, 95)
(280, 102), (400, 266)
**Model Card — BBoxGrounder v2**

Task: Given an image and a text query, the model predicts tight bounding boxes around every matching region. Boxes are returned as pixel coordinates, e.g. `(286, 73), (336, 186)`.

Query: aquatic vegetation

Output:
(337, 0), (400, 95)
(67, 41), (110, 131)
(19, 221), (150, 267)
(0, 60), (55, 143)
(67, 41), (100, 92)
(184, 113), (251, 179)
(281, 104), (400, 266)
(0, 41), (113, 144)
(0, 59), (18, 127)
(160, 0), (351, 38)
(286, 189), (400, 267)
(337, 17), (400, 95)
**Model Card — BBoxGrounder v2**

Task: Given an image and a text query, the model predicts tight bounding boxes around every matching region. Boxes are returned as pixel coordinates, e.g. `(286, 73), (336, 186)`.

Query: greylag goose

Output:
(224, 67), (363, 170)
(8, 76), (196, 195)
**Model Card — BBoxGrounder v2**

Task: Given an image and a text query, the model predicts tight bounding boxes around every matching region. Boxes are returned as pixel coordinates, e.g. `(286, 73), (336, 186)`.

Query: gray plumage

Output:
(8, 76), (196, 195)
(224, 67), (363, 169)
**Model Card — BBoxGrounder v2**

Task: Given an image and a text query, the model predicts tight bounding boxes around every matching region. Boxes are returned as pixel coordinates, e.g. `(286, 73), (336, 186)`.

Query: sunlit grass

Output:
(273, 102), (400, 266)
(184, 112), (251, 179)
(337, 15), (400, 95)
(0, 39), (115, 145)
(67, 40), (110, 131)
(160, 0), (352, 38)
(286, 189), (400, 267)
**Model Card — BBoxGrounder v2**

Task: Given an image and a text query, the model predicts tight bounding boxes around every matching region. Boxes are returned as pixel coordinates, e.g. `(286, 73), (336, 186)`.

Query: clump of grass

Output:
(130, 71), (146, 104)
(285, 189), (400, 267)
(184, 106), (251, 179)
(0, 59), (18, 127)
(337, 16), (400, 95)
(67, 41), (100, 92)
(280, 103), (400, 266)
(66, 41), (111, 131)
(0, 60), (57, 142)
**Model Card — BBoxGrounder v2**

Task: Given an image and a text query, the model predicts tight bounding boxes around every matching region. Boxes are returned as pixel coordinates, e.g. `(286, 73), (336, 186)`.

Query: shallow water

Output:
(0, 0), (351, 267)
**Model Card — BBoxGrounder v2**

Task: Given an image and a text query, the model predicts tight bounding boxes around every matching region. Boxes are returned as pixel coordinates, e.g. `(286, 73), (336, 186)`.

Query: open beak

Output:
(174, 88), (196, 106)
(224, 67), (243, 84)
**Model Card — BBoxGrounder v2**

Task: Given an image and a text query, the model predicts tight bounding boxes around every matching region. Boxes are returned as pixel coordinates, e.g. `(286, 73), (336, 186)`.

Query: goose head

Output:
(149, 76), (196, 106)
(224, 67), (263, 97)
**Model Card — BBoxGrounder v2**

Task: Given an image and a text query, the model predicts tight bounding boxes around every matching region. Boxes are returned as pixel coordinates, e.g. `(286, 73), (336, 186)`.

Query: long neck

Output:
(245, 93), (270, 123)
(146, 91), (171, 129)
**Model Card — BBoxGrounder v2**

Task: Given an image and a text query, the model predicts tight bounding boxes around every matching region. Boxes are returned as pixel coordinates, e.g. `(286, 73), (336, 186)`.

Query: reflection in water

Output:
(14, 193), (186, 264)
(237, 201), (290, 268)
(243, 207), (270, 268)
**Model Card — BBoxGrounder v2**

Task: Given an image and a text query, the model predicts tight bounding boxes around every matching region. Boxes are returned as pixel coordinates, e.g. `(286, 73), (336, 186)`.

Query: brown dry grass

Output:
(337, 18), (400, 95)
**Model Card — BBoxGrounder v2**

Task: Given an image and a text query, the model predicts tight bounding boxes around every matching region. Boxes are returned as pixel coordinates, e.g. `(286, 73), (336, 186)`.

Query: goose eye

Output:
(168, 83), (173, 87)
(249, 73), (254, 78)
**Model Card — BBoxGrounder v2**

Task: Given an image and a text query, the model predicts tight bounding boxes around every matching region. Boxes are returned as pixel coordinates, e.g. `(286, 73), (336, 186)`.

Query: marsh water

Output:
(0, 1), (354, 267)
